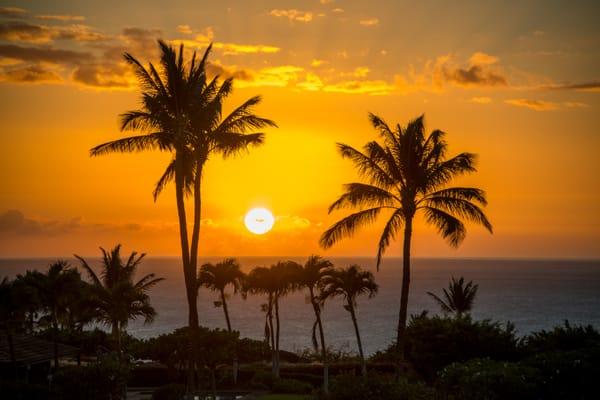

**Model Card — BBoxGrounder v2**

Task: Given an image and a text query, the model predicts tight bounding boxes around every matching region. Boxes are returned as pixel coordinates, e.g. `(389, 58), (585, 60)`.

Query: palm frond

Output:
(424, 207), (467, 247)
(376, 208), (404, 271)
(320, 207), (382, 249)
(328, 183), (398, 213)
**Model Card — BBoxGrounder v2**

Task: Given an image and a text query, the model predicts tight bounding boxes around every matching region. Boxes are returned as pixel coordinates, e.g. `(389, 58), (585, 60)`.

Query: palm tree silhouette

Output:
(320, 265), (378, 377)
(320, 114), (492, 369)
(75, 244), (163, 355)
(198, 258), (245, 384)
(427, 276), (478, 318)
(198, 258), (244, 332)
(90, 41), (275, 332)
(297, 255), (333, 393)
(244, 261), (301, 377)
(28, 261), (81, 367)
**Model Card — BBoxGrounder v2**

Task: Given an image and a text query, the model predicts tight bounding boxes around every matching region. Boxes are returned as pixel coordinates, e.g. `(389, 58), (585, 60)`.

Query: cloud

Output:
(0, 43), (93, 64)
(0, 210), (82, 236)
(176, 24), (193, 34)
(543, 81), (600, 92)
(359, 18), (379, 26)
(0, 21), (109, 43)
(206, 60), (254, 81)
(323, 79), (395, 95)
(0, 7), (27, 18)
(563, 101), (589, 108)
(0, 64), (62, 83)
(320, 0), (335, 4)
(505, 98), (559, 111)
(394, 52), (508, 93)
(71, 62), (133, 89)
(332, 8), (344, 13)
(269, 9), (313, 22)
(470, 96), (492, 104)
(36, 15), (86, 22)
(212, 42), (280, 55)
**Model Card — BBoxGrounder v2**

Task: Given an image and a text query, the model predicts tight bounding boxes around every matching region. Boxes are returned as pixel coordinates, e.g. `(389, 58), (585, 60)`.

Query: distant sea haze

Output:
(2, 257), (599, 356)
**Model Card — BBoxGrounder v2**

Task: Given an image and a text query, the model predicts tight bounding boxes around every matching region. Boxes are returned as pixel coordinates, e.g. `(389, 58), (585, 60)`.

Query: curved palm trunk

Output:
(220, 289), (232, 332)
(348, 301), (366, 377)
(396, 216), (413, 376)
(175, 166), (195, 327)
(310, 288), (329, 394)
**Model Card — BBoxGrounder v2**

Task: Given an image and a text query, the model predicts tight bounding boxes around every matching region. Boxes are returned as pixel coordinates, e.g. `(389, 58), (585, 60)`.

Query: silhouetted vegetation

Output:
(427, 276), (478, 317)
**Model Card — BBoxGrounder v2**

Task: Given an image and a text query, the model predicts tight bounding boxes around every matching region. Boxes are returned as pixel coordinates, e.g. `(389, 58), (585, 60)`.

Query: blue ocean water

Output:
(1, 257), (599, 355)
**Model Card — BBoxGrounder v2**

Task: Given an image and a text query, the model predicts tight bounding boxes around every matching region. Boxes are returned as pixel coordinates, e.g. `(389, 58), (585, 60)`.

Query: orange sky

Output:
(0, 1), (599, 258)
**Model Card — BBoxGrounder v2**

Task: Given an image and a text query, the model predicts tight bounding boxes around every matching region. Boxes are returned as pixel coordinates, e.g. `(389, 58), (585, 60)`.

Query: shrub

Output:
(438, 358), (539, 400)
(521, 321), (600, 354)
(0, 380), (48, 400)
(152, 383), (186, 400)
(328, 374), (433, 400)
(250, 369), (277, 389)
(272, 378), (313, 394)
(522, 348), (600, 399)
(53, 353), (129, 400)
(402, 314), (519, 380)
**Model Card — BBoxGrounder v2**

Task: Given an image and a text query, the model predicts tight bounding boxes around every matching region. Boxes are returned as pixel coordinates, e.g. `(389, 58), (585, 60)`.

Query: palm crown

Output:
(427, 276), (478, 317)
(320, 113), (493, 269)
(320, 265), (378, 306)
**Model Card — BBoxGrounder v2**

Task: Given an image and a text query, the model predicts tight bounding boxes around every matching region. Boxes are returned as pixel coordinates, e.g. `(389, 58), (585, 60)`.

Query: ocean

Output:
(1, 257), (599, 356)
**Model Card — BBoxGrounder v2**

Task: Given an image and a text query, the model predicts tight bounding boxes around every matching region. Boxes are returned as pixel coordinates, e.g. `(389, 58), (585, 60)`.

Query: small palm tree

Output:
(320, 114), (492, 368)
(427, 276), (478, 318)
(75, 245), (163, 355)
(243, 261), (302, 377)
(198, 258), (244, 332)
(297, 255), (333, 393)
(28, 261), (82, 367)
(0, 277), (26, 375)
(320, 265), (378, 377)
(198, 258), (245, 384)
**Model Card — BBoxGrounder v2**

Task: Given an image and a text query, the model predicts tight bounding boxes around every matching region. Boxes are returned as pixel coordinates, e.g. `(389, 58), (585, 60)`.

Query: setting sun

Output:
(244, 207), (275, 235)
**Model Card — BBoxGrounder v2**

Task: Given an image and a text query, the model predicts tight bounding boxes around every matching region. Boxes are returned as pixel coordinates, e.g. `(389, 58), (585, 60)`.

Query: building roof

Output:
(0, 331), (79, 365)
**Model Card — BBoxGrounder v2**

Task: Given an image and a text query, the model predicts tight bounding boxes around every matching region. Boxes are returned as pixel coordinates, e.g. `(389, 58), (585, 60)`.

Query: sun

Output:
(244, 207), (275, 235)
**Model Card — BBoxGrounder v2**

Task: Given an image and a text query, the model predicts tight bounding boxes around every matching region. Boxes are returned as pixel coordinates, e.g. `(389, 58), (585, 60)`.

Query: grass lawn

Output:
(255, 395), (311, 400)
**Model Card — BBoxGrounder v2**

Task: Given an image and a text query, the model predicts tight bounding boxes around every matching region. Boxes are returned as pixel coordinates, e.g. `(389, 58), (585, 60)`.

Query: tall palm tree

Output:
(90, 41), (276, 334)
(320, 114), (492, 369)
(28, 261), (82, 367)
(90, 41), (208, 328)
(427, 276), (478, 318)
(198, 258), (244, 331)
(297, 255), (333, 393)
(320, 265), (378, 377)
(75, 244), (163, 355)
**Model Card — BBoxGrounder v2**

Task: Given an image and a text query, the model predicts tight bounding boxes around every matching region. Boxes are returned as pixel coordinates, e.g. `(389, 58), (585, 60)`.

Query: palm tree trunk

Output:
(348, 302), (366, 377)
(267, 296), (276, 376)
(52, 316), (59, 368)
(396, 216), (413, 376)
(310, 288), (328, 394)
(274, 295), (281, 378)
(189, 162), (203, 312)
(221, 289), (232, 332)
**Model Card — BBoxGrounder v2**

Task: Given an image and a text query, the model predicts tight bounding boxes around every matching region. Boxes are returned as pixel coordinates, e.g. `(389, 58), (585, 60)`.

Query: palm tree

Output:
(198, 258), (244, 332)
(243, 266), (278, 375)
(0, 277), (25, 376)
(427, 276), (478, 317)
(320, 114), (492, 370)
(198, 258), (245, 384)
(320, 265), (378, 377)
(244, 261), (302, 377)
(90, 41), (276, 334)
(297, 255), (333, 393)
(28, 261), (82, 367)
(75, 244), (163, 355)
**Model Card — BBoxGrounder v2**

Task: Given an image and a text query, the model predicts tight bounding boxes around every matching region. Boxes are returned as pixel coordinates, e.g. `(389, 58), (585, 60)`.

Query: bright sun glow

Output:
(244, 207), (275, 235)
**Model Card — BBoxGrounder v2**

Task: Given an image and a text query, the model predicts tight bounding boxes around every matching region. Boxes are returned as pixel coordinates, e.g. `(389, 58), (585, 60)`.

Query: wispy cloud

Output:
(359, 17), (379, 27)
(269, 9), (313, 23)
(36, 15), (86, 22)
(470, 96), (493, 104)
(0, 21), (109, 43)
(0, 7), (27, 18)
(505, 98), (559, 111)
(543, 81), (600, 92)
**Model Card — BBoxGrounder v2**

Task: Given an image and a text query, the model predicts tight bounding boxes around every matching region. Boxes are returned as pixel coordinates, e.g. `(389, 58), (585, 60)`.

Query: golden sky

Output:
(0, 1), (599, 258)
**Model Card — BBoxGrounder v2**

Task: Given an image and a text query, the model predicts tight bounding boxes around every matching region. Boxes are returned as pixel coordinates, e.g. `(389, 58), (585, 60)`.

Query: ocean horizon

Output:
(2, 256), (599, 356)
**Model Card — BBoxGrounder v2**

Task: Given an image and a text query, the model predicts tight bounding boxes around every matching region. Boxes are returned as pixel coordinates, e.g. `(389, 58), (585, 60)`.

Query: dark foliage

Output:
(326, 374), (434, 400)
(152, 384), (186, 400)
